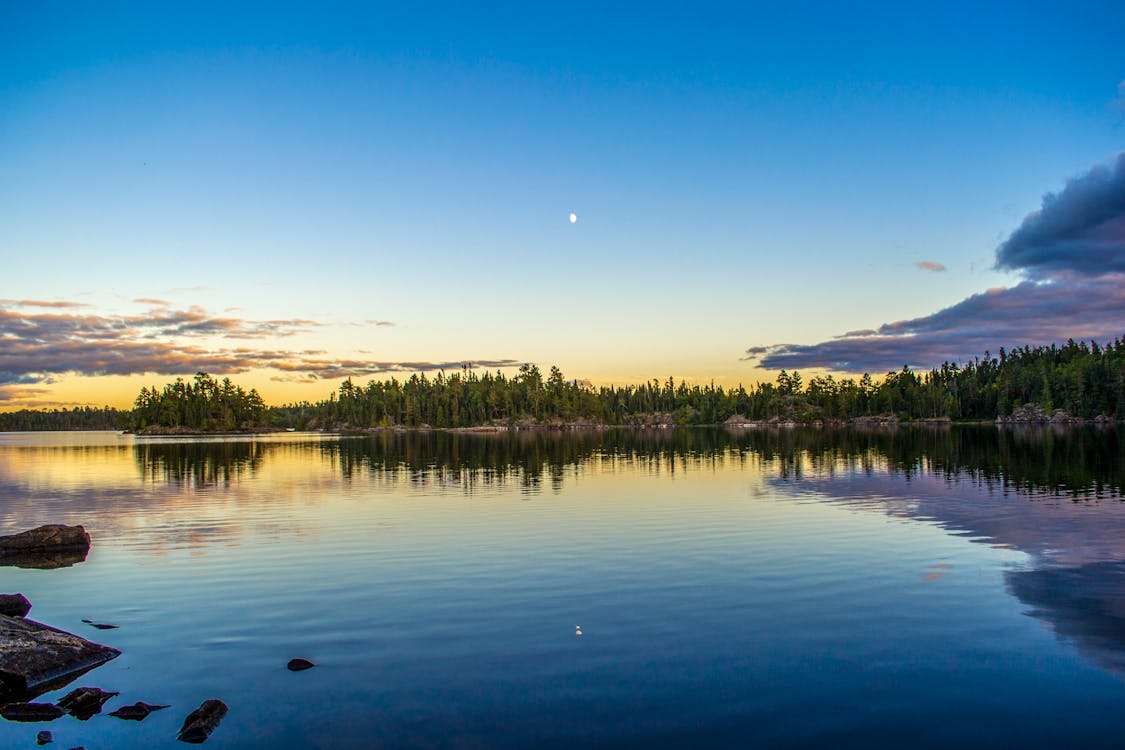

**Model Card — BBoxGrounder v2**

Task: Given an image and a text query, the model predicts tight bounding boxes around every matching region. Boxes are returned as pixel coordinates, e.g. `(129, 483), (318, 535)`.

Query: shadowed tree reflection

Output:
(127, 426), (1125, 498)
(134, 440), (266, 489)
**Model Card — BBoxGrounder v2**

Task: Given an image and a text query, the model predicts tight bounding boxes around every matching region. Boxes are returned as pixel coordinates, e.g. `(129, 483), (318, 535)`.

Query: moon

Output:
(569, 212), (577, 224)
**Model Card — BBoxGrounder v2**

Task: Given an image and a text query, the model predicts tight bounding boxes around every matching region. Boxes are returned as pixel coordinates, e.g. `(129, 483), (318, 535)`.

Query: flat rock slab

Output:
(0, 615), (120, 701)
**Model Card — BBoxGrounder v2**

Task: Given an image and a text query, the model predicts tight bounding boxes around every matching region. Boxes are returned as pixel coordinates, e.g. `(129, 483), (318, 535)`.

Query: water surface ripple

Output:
(1, 426), (1124, 748)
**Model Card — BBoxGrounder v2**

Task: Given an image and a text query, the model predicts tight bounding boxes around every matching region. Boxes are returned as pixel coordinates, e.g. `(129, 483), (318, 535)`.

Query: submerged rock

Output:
(0, 526), (90, 570)
(0, 702), (64, 722)
(177, 699), (228, 743)
(37, 730), (52, 745)
(108, 701), (170, 721)
(286, 658), (315, 671)
(0, 593), (31, 618)
(80, 619), (118, 630)
(57, 686), (119, 719)
(0, 615), (120, 701)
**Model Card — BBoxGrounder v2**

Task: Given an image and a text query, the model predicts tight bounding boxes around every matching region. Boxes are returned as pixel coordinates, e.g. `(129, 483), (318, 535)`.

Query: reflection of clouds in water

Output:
(1007, 563), (1125, 674)
(787, 469), (1125, 676)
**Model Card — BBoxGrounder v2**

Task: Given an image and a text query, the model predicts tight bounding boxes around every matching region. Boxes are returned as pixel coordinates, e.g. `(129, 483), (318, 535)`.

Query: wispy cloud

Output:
(133, 297), (171, 306)
(914, 261), (947, 272)
(0, 299), (90, 309)
(746, 153), (1125, 374)
(0, 385), (51, 405)
(0, 300), (518, 394)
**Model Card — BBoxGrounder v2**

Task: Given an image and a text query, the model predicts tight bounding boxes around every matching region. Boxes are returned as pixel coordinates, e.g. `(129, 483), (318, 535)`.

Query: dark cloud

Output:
(995, 152), (1125, 278)
(0, 300), (519, 394)
(914, 261), (946, 272)
(746, 154), (1125, 374)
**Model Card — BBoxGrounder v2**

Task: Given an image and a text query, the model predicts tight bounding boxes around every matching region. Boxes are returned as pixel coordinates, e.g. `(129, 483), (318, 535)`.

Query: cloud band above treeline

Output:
(0, 301), (518, 396)
(746, 153), (1125, 374)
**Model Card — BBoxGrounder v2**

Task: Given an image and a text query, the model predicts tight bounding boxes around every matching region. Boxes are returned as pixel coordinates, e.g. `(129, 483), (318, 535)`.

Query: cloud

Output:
(995, 152), (1125, 278)
(0, 299), (89, 309)
(0, 385), (50, 404)
(365, 320), (397, 327)
(914, 261), (947, 272)
(0, 300), (519, 396)
(746, 154), (1125, 374)
(133, 297), (171, 306)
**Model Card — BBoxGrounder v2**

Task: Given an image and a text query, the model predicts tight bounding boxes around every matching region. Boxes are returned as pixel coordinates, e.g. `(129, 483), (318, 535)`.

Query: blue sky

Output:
(1, 2), (1123, 407)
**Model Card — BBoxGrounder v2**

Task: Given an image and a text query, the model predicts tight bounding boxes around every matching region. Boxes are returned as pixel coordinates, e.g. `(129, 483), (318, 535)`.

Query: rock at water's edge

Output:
(0, 593), (31, 618)
(0, 615), (120, 701)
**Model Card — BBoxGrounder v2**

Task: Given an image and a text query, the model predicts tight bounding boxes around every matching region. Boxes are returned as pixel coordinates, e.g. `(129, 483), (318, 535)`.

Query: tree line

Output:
(2, 337), (1123, 431)
(131, 372), (266, 431)
(0, 406), (124, 431)
(295, 337), (1125, 429)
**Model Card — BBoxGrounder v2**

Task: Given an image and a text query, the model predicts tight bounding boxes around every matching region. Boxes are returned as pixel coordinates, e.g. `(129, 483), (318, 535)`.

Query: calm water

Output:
(2, 426), (1125, 748)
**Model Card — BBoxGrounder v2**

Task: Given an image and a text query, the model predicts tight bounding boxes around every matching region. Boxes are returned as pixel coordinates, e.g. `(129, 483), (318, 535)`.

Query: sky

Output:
(2, 2), (1124, 409)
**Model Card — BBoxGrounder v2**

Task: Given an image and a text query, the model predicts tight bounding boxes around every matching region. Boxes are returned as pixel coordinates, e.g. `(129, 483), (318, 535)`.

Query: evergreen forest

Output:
(2, 338), (1124, 431)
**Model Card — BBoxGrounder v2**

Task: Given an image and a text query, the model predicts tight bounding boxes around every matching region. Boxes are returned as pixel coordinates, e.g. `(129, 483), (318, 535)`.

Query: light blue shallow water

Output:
(1, 428), (1124, 748)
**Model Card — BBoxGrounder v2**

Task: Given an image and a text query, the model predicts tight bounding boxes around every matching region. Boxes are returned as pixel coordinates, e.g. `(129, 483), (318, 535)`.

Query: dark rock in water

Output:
(80, 619), (118, 630)
(287, 658), (315, 671)
(37, 729), (52, 745)
(0, 525), (90, 554)
(0, 593), (31, 618)
(0, 702), (64, 722)
(57, 686), (119, 719)
(0, 614), (120, 701)
(0, 526), (90, 570)
(177, 699), (228, 743)
(108, 701), (170, 721)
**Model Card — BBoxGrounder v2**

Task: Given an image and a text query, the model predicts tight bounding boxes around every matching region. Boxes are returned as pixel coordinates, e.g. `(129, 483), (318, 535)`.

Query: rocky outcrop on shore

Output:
(996, 404), (1117, 425)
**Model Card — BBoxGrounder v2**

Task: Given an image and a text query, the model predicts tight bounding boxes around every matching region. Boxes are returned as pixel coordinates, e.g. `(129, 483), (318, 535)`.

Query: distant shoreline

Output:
(125, 415), (1122, 437)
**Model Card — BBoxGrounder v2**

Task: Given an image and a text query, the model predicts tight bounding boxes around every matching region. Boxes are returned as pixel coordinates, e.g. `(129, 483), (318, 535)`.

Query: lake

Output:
(2, 426), (1125, 748)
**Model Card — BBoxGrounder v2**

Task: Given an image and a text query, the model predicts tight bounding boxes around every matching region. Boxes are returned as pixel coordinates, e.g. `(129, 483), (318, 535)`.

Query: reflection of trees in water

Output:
(129, 425), (1125, 498)
(747, 425), (1125, 499)
(134, 440), (265, 489)
(319, 429), (751, 494)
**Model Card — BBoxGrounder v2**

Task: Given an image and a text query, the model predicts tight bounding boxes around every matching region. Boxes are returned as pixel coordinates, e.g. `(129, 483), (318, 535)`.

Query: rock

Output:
(37, 730), (52, 745)
(0, 525), (90, 555)
(286, 658), (315, 671)
(0, 702), (63, 722)
(108, 701), (170, 721)
(81, 619), (118, 630)
(0, 526), (90, 570)
(177, 699), (228, 744)
(0, 593), (31, 618)
(57, 686), (119, 719)
(0, 615), (120, 701)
